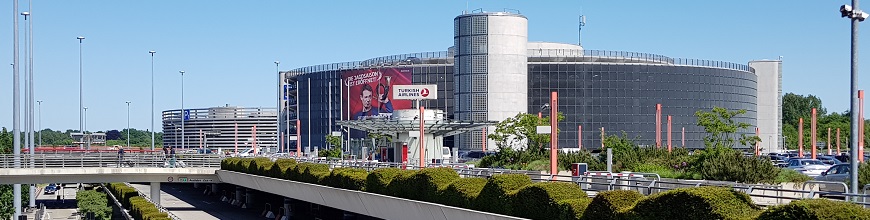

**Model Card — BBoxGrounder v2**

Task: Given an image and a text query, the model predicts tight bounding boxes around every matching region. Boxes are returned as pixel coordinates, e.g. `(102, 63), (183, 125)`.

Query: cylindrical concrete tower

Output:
(454, 11), (528, 150)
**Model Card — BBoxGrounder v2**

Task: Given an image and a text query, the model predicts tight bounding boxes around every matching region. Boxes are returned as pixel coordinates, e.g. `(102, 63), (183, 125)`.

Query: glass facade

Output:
(288, 50), (758, 151)
(528, 63), (757, 149)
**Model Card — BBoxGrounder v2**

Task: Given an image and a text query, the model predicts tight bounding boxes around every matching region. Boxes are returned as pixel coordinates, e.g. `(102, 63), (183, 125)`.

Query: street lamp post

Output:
(149, 50), (156, 150)
(126, 101), (132, 148)
(84, 107), (89, 150)
(12, 0), (22, 215)
(275, 61), (281, 151)
(840, 1), (867, 197)
(37, 100), (42, 146)
(180, 70), (185, 149)
(78, 36), (85, 149)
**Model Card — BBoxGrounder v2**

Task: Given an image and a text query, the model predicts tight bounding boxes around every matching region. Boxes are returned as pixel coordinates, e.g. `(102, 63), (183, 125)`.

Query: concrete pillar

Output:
(211, 184), (219, 195)
(150, 182), (161, 206)
(235, 186), (244, 204)
(283, 198), (293, 217)
(245, 188), (254, 206)
(193, 183), (200, 188)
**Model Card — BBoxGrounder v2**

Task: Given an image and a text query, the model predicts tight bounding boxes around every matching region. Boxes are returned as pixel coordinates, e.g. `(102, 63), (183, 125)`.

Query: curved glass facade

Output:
(528, 63), (757, 150)
(287, 50), (757, 151)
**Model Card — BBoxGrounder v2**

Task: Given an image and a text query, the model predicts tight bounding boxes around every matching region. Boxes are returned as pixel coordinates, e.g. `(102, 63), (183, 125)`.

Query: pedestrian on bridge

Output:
(117, 146), (126, 167)
(169, 146), (177, 168)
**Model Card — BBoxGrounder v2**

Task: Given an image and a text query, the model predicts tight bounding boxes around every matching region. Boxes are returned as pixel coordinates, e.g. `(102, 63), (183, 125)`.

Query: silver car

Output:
(786, 159), (831, 177)
(814, 164), (851, 198)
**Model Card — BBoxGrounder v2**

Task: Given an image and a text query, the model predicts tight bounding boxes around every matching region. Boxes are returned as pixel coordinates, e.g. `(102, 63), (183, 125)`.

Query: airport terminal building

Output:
(280, 11), (779, 151)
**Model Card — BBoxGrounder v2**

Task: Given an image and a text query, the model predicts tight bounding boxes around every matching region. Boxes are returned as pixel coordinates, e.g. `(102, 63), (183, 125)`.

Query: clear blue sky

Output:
(0, 0), (864, 132)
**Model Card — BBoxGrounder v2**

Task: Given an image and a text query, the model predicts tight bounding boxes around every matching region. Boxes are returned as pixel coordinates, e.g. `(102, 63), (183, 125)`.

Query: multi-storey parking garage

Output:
(280, 11), (769, 151)
(163, 106), (278, 152)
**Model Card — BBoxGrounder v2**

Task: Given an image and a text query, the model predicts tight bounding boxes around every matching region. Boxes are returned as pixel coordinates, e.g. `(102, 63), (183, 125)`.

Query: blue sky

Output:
(0, 0), (863, 132)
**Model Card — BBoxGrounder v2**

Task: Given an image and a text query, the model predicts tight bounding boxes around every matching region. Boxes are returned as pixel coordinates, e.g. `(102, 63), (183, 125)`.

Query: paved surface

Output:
(27, 184), (79, 220)
(130, 183), (260, 220)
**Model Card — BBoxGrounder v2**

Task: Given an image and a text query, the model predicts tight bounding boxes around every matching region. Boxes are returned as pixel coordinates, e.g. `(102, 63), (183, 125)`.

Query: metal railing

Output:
(0, 153), (223, 169)
(266, 155), (870, 208)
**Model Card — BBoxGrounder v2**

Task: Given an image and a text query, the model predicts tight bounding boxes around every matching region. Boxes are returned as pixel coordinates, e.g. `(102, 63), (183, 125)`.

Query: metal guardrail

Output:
(0, 153), (223, 169)
(270, 156), (870, 208)
(124, 182), (182, 220)
(101, 183), (134, 220)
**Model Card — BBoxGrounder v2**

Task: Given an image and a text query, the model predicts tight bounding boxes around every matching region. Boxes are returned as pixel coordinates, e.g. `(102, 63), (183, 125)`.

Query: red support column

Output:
(550, 92), (558, 175)
(199, 129), (203, 149)
(578, 125), (582, 150)
(482, 127), (487, 152)
(828, 128), (832, 155)
(837, 128), (842, 155)
(668, 115), (672, 153)
(601, 127), (605, 149)
(656, 104), (662, 149)
(860, 90), (865, 162)
(812, 108), (817, 159)
(234, 123), (238, 155)
(799, 118), (804, 158)
(755, 127), (760, 156)
(538, 112), (542, 119)
(296, 120), (301, 157)
(252, 125), (258, 155)
(681, 127), (685, 148)
(419, 106), (425, 169)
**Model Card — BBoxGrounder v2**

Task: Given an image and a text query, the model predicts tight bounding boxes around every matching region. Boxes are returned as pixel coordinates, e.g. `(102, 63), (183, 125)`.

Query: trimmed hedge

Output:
(757, 199), (870, 220)
(631, 186), (760, 220)
(77, 190), (112, 220)
(250, 157), (273, 176)
(559, 199), (592, 220)
(107, 183), (139, 208)
(386, 170), (419, 199)
(366, 168), (403, 194)
(324, 167), (355, 188)
(582, 190), (644, 220)
(473, 174), (533, 215)
(437, 177), (487, 209)
(341, 170), (369, 191)
(511, 182), (588, 220)
(301, 163), (330, 184)
(107, 183), (171, 220)
(268, 158), (297, 179)
(413, 167), (460, 202)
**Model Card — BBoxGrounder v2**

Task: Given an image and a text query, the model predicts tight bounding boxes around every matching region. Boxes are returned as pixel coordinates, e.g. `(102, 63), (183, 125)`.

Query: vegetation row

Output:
(222, 157), (870, 220)
(107, 183), (171, 220)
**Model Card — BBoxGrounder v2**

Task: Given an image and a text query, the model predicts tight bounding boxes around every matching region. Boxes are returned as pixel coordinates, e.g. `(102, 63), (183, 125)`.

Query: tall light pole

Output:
(149, 50), (156, 150)
(12, 0), (22, 215)
(180, 70), (185, 149)
(275, 61), (281, 151)
(84, 107), (89, 150)
(37, 100), (42, 146)
(126, 101), (132, 148)
(77, 36), (85, 149)
(22, 9), (36, 209)
(840, 2), (867, 197)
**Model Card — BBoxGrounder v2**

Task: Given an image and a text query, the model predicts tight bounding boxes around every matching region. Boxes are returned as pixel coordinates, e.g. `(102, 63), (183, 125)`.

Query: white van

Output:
(442, 147), (452, 162)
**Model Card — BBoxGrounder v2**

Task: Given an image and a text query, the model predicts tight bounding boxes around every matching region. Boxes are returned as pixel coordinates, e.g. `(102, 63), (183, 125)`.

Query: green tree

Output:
(695, 107), (760, 149)
(487, 112), (564, 152)
(782, 93), (826, 127)
(324, 134), (341, 149)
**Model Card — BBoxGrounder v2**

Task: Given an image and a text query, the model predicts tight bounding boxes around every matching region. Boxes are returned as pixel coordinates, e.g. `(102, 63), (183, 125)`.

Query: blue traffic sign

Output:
(183, 109), (190, 121)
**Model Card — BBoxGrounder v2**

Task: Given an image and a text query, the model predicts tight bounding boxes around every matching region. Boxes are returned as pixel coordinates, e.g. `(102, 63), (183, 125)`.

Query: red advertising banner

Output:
(342, 68), (413, 122)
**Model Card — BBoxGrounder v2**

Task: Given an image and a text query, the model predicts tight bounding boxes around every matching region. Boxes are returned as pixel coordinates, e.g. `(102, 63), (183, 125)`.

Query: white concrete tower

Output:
(454, 11), (528, 150)
(749, 60), (782, 153)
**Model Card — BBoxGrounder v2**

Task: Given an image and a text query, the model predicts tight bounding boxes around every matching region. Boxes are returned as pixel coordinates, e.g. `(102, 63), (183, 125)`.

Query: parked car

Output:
(786, 159), (832, 177)
(814, 164), (851, 198)
(816, 155), (843, 165)
(458, 151), (496, 163)
(44, 184), (57, 195)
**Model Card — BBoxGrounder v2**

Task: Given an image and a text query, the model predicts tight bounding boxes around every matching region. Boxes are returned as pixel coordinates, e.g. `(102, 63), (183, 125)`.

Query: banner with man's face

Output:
(341, 68), (413, 124)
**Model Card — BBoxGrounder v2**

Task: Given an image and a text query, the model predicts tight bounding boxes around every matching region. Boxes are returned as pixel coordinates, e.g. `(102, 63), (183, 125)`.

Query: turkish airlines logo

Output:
(420, 88), (430, 97)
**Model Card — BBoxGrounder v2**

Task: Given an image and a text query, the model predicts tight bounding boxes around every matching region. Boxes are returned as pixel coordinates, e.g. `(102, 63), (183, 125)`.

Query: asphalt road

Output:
(27, 184), (79, 220)
(129, 183), (262, 220)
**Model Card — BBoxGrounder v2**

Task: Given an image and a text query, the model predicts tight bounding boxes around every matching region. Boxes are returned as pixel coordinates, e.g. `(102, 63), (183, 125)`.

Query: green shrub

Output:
(386, 170), (418, 199)
(581, 190), (643, 220)
(325, 167), (354, 188)
(558, 150), (605, 171)
(238, 158), (254, 173)
(266, 159), (296, 179)
(342, 171), (369, 191)
(413, 167), (460, 202)
(757, 199), (870, 220)
(77, 190), (112, 220)
(288, 163), (314, 181)
(695, 147), (779, 184)
(774, 168), (812, 184)
(250, 157), (273, 176)
(511, 182), (588, 220)
(559, 199), (592, 220)
(221, 157), (240, 171)
(523, 159), (551, 171)
(631, 186), (760, 220)
(301, 163), (330, 184)
(437, 177), (487, 209)
(366, 168), (403, 194)
(860, 162), (870, 187)
(473, 174), (532, 215)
